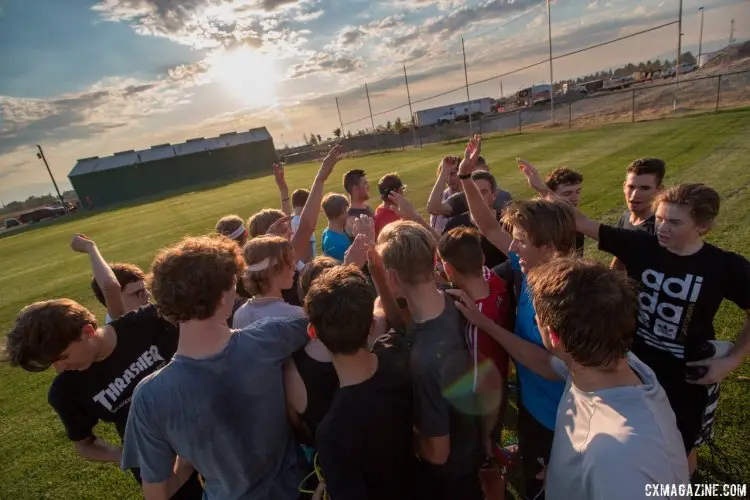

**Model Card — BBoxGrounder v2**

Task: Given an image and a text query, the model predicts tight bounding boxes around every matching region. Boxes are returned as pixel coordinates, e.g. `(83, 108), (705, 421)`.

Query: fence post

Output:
(518, 109), (522, 134)
(715, 74), (722, 111)
(631, 89), (636, 123)
(568, 101), (572, 129)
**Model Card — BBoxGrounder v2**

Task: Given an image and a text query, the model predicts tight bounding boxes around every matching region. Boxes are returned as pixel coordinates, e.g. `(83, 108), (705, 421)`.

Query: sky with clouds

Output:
(0, 0), (746, 202)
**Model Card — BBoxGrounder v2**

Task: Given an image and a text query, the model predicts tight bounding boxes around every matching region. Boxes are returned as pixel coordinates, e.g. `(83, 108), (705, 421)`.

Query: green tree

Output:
(394, 117), (403, 133)
(386, 120), (392, 131)
(309, 133), (318, 146)
(333, 128), (342, 139)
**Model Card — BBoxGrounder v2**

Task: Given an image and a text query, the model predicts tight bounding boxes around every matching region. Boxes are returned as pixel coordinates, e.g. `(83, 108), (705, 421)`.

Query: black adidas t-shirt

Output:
(598, 225), (750, 374)
(47, 305), (178, 442)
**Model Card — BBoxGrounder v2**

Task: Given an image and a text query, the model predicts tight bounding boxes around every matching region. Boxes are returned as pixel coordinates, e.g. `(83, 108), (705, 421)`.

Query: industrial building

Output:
(68, 127), (277, 209)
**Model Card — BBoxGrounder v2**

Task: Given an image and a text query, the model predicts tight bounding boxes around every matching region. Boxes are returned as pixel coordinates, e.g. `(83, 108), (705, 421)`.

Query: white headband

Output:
(246, 257), (271, 272)
(228, 225), (246, 241)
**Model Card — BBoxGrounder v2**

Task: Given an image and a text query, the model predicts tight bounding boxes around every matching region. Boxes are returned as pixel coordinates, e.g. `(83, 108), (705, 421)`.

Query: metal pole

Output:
(697, 7), (704, 64)
(674, 0), (683, 110)
(335, 97), (345, 138)
(403, 65), (418, 148)
(461, 37), (473, 134)
(517, 109), (522, 134)
(715, 74), (722, 110)
(500, 81), (504, 98)
(632, 89), (636, 122)
(547, 0), (555, 125)
(364, 83), (377, 149)
(729, 19), (734, 44)
(568, 100), (572, 128)
(36, 145), (67, 210)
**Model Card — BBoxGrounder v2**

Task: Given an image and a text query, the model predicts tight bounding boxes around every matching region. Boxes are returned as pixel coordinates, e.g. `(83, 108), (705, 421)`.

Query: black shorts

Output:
(517, 403), (554, 500)
(131, 468), (204, 499)
(659, 376), (719, 451)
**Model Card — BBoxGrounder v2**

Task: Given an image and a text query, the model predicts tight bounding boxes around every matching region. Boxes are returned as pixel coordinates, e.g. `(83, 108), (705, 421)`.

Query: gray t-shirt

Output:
(445, 189), (513, 218)
(121, 317), (309, 500)
(232, 297), (305, 330)
(545, 353), (690, 500)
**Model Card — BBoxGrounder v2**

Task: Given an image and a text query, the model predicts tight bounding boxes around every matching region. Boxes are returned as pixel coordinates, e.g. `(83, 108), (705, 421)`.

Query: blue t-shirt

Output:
(510, 252), (566, 431)
(121, 317), (309, 499)
(322, 228), (351, 262)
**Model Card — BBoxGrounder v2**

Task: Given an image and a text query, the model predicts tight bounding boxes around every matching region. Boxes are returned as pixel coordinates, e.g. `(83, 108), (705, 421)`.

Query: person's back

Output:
(125, 317), (309, 499)
(233, 297), (304, 329)
(546, 353), (689, 500)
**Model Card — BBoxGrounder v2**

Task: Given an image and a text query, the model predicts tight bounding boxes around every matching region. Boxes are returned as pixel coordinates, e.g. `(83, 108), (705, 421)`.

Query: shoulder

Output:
(616, 212), (629, 227)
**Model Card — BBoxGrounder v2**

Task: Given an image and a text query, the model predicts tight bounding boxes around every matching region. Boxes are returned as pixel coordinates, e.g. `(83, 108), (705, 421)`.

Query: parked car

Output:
(4, 218), (21, 229)
(18, 206), (66, 224)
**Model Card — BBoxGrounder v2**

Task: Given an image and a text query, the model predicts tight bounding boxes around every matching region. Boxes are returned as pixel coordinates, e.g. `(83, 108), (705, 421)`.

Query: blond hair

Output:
(653, 183), (719, 229)
(501, 198), (576, 254)
(248, 209), (285, 238)
(241, 235), (295, 296)
(376, 220), (436, 285)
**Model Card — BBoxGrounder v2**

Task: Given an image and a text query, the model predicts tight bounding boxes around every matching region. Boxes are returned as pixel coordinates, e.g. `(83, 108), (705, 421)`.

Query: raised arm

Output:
(273, 162), (292, 216)
(292, 145), (343, 262)
(518, 159), (601, 240)
(366, 243), (408, 329)
(71, 234), (125, 320)
(388, 191), (440, 242)
(426, 156), (457, 216)
(447, 290), (562, 381)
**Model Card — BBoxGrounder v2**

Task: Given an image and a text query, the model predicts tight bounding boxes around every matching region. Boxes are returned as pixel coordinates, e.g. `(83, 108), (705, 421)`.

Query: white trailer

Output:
(413, 98), (493, 127)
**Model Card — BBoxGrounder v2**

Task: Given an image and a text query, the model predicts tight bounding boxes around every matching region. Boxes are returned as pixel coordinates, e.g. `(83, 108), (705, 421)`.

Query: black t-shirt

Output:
(598, 225), (750, 380)
(445, 190), (513, 219)
(316, 339), (417, 500)
(348, 206), (375, 221)
(292, 348), (338, 441)
(281, 270), (302, 306)
(575, 231), (585, 257)
(407, 295), (484, 479)
(616, 211), (656, 234)
(47, 305), (178, 442)
(444, 212), (507, 267)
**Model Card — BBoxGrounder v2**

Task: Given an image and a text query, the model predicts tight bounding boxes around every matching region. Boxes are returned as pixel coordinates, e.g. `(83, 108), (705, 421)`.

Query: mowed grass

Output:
(1, 109), (749, 499)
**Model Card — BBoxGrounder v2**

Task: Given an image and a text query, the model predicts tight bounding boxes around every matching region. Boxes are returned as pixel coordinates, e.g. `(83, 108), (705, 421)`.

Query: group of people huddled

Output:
(4, 136), (749, 500)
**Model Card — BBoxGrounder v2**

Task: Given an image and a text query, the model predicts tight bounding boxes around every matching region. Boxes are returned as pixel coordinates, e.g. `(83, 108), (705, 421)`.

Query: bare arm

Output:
(417, 434), (450, 465)
(426, 157), (456, 216)
(74, 436), (122, 463)
(273, 162), (292, 216)
(71, 234), (125, 320)
(367, 244), (406, 329)
(687, 311), (750, 385)
(142, 458), (195, 500)
(461, 177), (512, 254)
(292, 145), (343, 262)
(388, 192), (440, 243)
(447, 290), (562, 381)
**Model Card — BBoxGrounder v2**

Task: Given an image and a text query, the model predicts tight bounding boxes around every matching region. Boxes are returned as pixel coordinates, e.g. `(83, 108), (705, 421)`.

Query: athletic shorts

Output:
(659, 376), (719, 451)
(517, 403), (554, 500)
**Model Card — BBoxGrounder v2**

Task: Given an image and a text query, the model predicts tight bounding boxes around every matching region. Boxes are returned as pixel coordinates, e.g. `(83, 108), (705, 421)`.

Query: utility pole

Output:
(403, 64), (418, 147)
(461, 37), (473, 133)
(335, 97), (345, 138)
(547, 0), (555, 124)
(697, 6), (705, 65)
(674, 0), (684, 110)
(364, 83), (377, 148)
(36, 145), (67, 210)
(729, 18), (735, 44)
(500, 81), (504, 99)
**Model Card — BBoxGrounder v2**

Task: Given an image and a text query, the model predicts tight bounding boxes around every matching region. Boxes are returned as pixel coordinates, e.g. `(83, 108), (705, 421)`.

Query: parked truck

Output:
(412, 98), (493, 127)
(516, 84), (552, 107)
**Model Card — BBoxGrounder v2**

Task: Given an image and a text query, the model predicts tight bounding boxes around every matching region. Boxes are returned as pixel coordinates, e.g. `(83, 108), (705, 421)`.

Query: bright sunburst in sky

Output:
(0, 0), (746, 202)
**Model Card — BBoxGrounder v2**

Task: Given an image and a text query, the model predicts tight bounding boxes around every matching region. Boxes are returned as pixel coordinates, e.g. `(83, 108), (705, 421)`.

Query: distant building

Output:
(68, 127), (277, 209)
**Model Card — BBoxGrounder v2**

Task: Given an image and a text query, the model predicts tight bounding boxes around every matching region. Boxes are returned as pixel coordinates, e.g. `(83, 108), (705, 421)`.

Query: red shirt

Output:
(465, 267), (512, 393)
(374, 205), (402, 236)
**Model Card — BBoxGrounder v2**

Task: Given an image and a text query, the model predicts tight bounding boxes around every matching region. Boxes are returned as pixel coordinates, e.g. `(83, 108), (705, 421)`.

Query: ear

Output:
(81, 323), (97, 339)
(307, 323), (317, 340)
(696, 220), (713, 236)
(442, 260), (455, 279)
(548, 328), (562, 349)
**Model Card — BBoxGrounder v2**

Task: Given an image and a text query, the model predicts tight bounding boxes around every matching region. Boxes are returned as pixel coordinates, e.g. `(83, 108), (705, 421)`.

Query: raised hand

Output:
(272, 162), (287, 189)
(353, 215), (376, 244)
(388, 191), (419, 221)
(439, 156), (458, 178)
(517, 158), (549, 195)
(458, 136), (481, 177)
(317, 144), (344, 182)
(344, 233), (369, 268)
(71, 233), (95, 253)
(469, 135), (482, 164)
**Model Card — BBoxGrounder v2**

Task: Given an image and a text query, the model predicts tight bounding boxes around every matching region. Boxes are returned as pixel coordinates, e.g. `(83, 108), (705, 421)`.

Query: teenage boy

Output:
(322, 193), (352, 261)
(120, 235), (311, 499)
(374, 173), (406, 235)
(461, 146), (577, 500)
(444, 170), (507, 267)
(343, 169), (374, 236)
(449, 258), (691, 500)
(90, 262), (150, 323)
(376, 220), (484, 500)
(306, 265), (417, 499)
(544, 167), (585, 256)
(3, 237), (202, 499)
(611, 157), (665, 269)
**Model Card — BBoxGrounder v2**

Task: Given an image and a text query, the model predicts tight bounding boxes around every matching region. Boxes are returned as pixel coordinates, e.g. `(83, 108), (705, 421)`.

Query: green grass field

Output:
(1, 109), (749, 499)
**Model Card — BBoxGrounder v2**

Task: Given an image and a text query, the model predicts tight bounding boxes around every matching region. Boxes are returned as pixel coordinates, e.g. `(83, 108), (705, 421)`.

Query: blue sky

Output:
(0, 0), (746, 202)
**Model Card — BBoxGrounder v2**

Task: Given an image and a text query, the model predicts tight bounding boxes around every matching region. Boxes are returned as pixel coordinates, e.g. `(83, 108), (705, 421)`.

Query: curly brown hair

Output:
(216, 215), (247, 246)
(150, 235), (244, 323)
(545, 168), (583, 191)
(90, 263), (146, 307)
(241, 235), (295, 296)
(304, 265), (375, 355)
(627, 157), (666, 185)
(653, 183), (720, 228)
(527, 258), (637, 368)
(298, 255), (339, 300)
(3, 299), (97, 372)
(248, 209), (285, 238)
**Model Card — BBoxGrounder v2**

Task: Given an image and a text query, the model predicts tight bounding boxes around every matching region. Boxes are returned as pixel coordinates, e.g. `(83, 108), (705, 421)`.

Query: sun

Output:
(208, 48), (280, 107)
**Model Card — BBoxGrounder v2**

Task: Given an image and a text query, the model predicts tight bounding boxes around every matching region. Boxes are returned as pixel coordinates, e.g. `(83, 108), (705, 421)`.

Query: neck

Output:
(332, 349), (378, 387)
(350, 199), (366, 209)
(93, 326), (118, 362)
(329, 220), (345, 232)
(630, 209), (653, 225)
(403, 284), (445, 323)
(668, 239), (705, 257)
(453, 275), (489, 302)
(176, 316), (233, 358)
(257, 287), (283, 300)
(569, 356), (641, 392)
